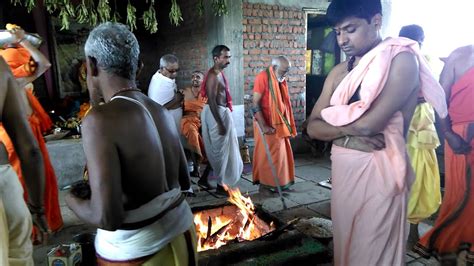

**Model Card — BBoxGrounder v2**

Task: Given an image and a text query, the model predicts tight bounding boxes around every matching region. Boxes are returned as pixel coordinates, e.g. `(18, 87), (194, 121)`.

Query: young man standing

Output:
(200, 45), (243, 194)
(306, 0), (448, 264)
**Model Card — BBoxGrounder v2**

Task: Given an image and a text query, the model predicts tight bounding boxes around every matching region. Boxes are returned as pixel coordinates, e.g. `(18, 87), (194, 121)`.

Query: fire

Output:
(194, 185), (276, 252)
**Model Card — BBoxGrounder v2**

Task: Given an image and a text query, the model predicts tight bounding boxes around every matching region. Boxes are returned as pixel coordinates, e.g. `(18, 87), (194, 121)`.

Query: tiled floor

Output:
(33, 153), (442, 265)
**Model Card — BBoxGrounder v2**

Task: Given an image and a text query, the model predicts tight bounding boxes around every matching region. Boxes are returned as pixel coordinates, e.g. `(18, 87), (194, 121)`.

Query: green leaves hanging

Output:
(25, 0), (35, 12)
(8, 0), (229, 33)
(169, 0), (183, 27)
(97, 0), (111, 23)
(75, 0), (89, 24)
(212, 0), (228, 16)
(126, 0), (137, 32)
(142, 1), (158, 33)
(197, 0), (204, 17)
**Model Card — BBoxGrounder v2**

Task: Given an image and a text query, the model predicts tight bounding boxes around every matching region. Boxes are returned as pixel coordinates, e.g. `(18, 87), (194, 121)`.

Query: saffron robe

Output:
(415, 67), (474, 262)
(181, 95), (207, 159)
(252, 67), (297, 190)
(0, 47), (63, 240)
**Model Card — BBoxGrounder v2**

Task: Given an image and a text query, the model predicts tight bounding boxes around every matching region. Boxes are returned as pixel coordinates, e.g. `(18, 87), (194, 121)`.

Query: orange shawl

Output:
(183, 95), (207, 114)
(253, 67), (296, 138)
(0, 47), (37, 78)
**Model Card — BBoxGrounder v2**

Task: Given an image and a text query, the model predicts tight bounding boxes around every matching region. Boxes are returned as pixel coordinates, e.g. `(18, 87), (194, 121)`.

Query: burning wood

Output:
(193, 185), (276, 252)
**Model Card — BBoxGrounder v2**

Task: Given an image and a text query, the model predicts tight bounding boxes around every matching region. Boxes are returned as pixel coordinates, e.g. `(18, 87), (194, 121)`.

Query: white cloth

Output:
(148, 72), (177, 105)
(201, 105), (243, 187)
(148, 72), (182, 133)
(95, 191), (193, 261)
(0, 164), (33, 266)
(168, 108), (183, 134)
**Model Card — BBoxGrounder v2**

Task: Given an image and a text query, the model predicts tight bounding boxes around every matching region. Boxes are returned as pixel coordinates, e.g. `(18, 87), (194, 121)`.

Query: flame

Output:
(193, 185), (276, 251)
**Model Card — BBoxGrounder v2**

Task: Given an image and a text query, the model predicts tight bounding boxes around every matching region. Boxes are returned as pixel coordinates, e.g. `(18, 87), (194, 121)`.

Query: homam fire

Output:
(193, 186), (276, 252)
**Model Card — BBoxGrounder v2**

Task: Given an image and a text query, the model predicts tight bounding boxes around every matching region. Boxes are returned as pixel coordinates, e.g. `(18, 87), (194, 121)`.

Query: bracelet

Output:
(343, 135), (351, 148)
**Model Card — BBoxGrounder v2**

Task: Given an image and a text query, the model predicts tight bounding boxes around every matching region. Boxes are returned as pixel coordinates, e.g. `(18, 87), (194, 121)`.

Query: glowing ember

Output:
(193, 185), (276, 252)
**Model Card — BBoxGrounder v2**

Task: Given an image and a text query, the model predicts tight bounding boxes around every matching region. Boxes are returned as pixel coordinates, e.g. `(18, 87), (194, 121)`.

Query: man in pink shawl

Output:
(306, 0), (448, 265)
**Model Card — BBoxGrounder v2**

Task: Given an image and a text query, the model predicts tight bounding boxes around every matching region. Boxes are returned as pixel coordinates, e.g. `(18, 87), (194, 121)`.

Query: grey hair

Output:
(84, 22), (140, 80)
(159, 54), (179, 68)
(271, 56), (291, 68)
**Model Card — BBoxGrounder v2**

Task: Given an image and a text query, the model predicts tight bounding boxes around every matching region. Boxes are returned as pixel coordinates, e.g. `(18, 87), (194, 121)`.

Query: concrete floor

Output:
(33, 153), (442, 265)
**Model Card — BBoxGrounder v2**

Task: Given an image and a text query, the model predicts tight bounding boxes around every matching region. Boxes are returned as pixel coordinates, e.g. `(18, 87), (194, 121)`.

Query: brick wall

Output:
(242, 2), (307, 137)
(138, 0), (208, 91)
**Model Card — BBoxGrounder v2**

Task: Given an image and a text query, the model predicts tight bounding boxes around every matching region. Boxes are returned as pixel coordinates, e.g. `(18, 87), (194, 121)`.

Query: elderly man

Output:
(200, 45), (243, 194)
(306, 0), (448, 264)
(0, 58), (48, 265)
(252, 56), (297, 194)
(148, 54), (183, 133)
(65, 23), (196, 265)
(180, 71), (207, 179)
(0, 25), (62, 243)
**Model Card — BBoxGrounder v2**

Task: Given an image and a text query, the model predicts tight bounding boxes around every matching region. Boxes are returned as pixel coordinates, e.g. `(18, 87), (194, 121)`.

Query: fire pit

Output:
(193, 186), (277, 252)
(192, 187), (330, 265)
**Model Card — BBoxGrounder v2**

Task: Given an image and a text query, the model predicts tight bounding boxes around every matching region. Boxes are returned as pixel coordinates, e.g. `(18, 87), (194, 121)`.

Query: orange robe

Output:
(415, 67), (474, 262)
(0, 47), (63, 239)
(180, 95), (207, 159)
(252, 67), (297, 190)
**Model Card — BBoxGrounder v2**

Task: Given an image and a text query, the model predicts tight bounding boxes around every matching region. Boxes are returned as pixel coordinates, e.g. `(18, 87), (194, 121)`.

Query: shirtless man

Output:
(201, 45), (243, 194)
(65, 22), (196, 265)
(306, 0), (448, 264)
(0, 58), (47, 265)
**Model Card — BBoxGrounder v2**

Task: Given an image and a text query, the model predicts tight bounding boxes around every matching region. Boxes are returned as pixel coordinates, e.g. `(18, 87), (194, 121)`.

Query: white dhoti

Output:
(168, 107), (183, 134)
(0, 164), (33, 266)
(201, 105), (243, 187)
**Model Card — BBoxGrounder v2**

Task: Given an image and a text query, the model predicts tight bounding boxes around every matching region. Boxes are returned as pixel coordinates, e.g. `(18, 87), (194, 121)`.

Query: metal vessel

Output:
(0, 30), (43, 48)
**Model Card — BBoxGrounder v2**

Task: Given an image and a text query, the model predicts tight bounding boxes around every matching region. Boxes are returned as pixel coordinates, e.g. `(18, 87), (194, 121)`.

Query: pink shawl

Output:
(321, 37), (447, 195)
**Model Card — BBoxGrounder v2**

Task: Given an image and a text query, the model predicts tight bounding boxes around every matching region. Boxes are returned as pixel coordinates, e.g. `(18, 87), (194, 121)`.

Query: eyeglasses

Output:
(164, 67), (179, 74)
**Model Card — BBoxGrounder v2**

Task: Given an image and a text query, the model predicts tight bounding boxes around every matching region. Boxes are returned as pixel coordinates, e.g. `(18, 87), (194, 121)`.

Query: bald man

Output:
(252, 56), (297, 195)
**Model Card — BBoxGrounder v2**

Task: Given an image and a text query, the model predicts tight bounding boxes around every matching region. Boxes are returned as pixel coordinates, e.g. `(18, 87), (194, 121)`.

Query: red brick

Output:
(248, 18), (261, 24)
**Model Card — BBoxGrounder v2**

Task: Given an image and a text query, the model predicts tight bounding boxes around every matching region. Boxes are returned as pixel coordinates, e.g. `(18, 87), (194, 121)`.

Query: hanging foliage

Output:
(75, 0), (89, 24)
(126, 0), (137, 31)
(169, 0), (183, 27)
(8, 0), (229, 33)
(212, 0), (228, 16)
(97, 0), (111, 23)
(142, 1), (158, 33)
(196, 0), (204, 17)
